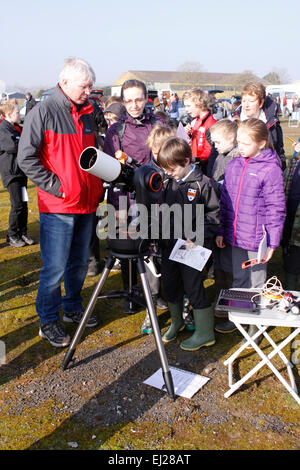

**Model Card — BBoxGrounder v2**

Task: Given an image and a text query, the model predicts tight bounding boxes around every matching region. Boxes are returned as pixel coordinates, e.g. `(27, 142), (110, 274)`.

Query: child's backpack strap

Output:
(116, 120), (126, 151)
(116, 114), (158, 150)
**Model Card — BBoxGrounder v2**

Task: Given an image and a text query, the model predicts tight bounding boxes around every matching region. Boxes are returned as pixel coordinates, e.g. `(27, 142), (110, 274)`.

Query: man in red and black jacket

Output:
(18, 58), (104, 348)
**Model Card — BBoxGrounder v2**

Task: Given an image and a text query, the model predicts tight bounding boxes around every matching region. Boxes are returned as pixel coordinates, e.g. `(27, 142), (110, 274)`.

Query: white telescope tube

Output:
(79, 146), (122, 182)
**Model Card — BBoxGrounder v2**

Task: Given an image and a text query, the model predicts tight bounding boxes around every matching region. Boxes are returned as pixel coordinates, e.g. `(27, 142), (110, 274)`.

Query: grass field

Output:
(0, 119), (299, 451)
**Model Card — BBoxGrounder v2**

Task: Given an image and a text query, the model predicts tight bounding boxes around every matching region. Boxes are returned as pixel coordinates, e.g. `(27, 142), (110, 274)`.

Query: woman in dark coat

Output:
(233, 81), (286, 170)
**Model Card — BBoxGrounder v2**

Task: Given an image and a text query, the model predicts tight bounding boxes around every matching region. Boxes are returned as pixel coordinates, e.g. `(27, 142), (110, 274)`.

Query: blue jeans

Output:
(36, 213), (95, 324)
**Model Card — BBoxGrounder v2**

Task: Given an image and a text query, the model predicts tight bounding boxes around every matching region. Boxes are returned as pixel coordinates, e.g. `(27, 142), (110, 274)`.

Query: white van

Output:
(266, 84), (300, 115)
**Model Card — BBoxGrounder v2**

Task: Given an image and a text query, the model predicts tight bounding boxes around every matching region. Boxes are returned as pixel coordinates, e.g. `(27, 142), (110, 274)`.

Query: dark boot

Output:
(215, 319), (237, 333)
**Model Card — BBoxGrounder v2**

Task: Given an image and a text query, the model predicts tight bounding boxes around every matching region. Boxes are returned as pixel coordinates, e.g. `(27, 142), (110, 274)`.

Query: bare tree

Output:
(176, 61), (207, 88)
(263, 67), (291, 84)
(177, 61), (206, 73)
(263, 72), (281, 84)
(233, 69), (260, 88)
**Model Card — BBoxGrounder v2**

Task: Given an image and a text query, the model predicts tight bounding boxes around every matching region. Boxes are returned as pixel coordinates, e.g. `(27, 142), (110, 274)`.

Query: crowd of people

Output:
(273, 93), (300, 117)
(0, 57), (299, 354)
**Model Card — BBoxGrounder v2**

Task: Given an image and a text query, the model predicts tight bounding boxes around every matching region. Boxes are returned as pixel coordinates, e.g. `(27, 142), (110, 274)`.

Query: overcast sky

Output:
(1, 0), (299, 91)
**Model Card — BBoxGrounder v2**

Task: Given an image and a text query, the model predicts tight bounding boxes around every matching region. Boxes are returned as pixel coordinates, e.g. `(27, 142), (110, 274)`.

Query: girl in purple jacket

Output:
(215, 118), (286, 334)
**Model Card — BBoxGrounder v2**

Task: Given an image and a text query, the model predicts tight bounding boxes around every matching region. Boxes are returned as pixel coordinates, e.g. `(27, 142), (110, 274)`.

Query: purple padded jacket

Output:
(103, 109), (159, 164)
(219, 148), (286, 251)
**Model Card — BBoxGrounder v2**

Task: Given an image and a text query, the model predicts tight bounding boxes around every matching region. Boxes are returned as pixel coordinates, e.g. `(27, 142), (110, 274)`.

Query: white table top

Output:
(227, 289), (300, 327)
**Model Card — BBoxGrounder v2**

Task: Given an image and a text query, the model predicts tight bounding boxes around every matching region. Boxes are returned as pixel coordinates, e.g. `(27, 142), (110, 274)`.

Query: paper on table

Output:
(21, 186), (28, 202)
(144, 367), (210, 399)
(257, 225), (267, 263)
(169, 239), (212, 272)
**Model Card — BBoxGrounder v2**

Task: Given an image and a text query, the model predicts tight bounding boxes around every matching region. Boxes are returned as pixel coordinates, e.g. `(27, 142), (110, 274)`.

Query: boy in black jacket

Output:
(157, 137), (220, 351)
(0, 99), (34, 247)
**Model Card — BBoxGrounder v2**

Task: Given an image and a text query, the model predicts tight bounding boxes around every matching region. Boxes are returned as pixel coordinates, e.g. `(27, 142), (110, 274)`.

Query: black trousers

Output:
(283, 245), (300, 275)
(161, 250), (210, 309)
(6, 180), (28, 238)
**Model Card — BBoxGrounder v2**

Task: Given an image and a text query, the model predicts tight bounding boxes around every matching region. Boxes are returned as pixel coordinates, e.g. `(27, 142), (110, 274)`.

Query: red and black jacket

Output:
(189, 112), (217, 161)
(17, 85), (103, 213)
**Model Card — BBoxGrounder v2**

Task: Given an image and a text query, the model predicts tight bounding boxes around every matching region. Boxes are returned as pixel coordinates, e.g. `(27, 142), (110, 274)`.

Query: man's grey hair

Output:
(59, 57), (96, 85)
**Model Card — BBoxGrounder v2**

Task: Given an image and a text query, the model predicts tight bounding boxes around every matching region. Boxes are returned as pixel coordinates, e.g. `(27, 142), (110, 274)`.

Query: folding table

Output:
(223, 289), (300, 405)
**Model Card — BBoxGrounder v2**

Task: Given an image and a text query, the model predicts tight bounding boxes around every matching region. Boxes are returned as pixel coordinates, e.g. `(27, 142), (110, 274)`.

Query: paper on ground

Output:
(144, 367), (210, 399)
(169, 239), (212, 272)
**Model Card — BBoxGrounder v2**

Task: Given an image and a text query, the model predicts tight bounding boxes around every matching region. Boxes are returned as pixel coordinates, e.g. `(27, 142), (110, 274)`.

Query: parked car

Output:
(40, 88), (55, 101)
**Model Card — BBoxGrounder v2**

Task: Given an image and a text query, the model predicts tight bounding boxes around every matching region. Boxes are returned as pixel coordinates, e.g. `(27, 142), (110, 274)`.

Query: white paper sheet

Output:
(169, 239), (212, 272)
(144, 367), (210, 399)
(257, 225), (267, 263)
(176, 122), (190, 143)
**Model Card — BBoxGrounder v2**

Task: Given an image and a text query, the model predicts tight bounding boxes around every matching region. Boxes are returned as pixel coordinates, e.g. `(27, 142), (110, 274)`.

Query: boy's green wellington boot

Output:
(180, 307), (215, 351)
(162, 302), (185, 343)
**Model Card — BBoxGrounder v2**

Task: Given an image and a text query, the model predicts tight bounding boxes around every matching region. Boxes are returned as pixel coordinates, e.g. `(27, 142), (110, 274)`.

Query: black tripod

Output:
(62, 247), (175, 400)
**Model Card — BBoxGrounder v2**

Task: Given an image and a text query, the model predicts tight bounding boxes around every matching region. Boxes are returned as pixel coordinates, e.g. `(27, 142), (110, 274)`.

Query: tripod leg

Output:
(128, 259), (133, 310)
(62, 254), (115, 370)
(137, 258), (175, 401)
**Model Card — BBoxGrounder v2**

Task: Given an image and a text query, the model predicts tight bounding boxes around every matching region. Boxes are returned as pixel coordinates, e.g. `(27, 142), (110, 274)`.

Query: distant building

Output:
(1, 91), (26, 104)
(6, 91), (26, 100)
(111, 70), (265, 97)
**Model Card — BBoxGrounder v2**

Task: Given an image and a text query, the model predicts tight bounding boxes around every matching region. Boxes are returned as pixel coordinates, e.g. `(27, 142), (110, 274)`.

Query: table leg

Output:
(224, 324), (300, 405)
(263, 330), (298, 394)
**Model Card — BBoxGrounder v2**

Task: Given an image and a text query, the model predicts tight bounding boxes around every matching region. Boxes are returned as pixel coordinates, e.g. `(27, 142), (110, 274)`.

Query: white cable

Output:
(251, 276), (284, 308)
